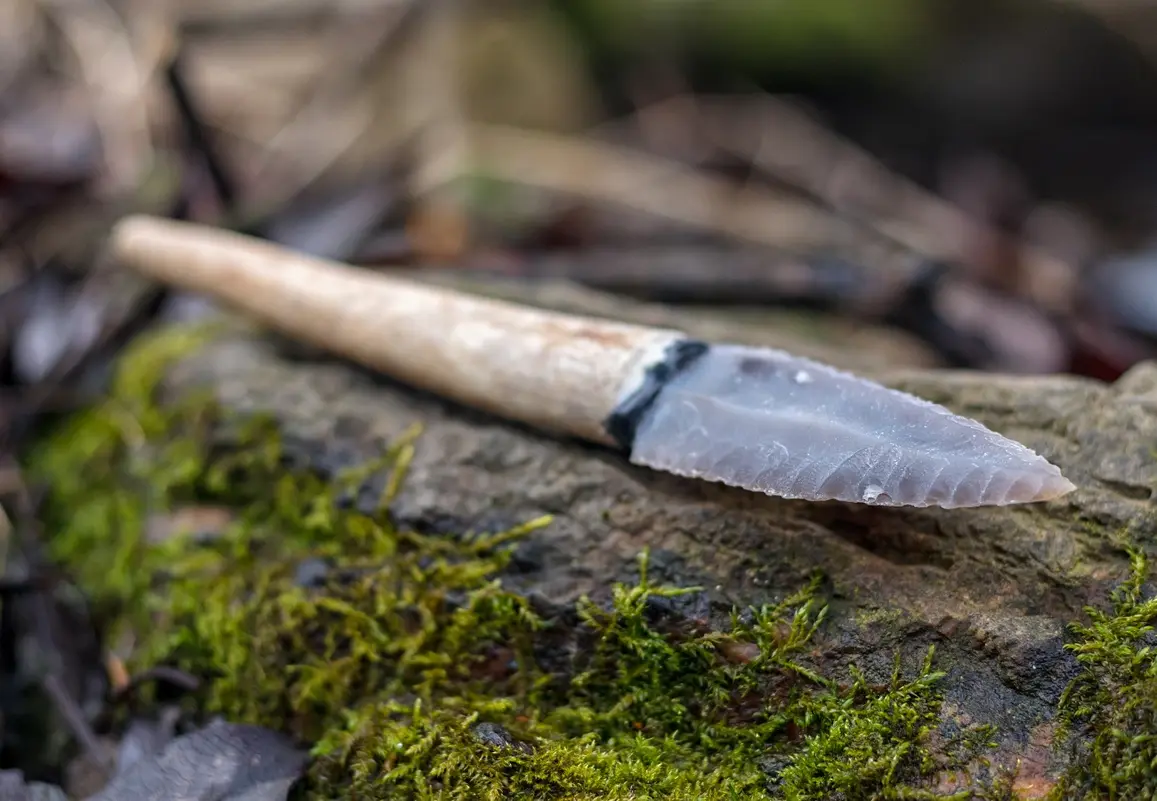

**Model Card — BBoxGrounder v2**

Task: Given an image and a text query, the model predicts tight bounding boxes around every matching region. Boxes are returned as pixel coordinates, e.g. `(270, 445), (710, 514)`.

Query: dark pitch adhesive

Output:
(603, 339), (710, 451)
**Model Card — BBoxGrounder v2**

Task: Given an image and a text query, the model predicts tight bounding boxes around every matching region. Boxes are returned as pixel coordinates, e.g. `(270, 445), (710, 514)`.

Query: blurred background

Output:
(6, 0), (1157, 402)
(4, 0), (1157, 794)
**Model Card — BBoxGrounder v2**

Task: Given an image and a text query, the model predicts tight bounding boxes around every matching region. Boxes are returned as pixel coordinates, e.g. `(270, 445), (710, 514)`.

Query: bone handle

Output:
(109, 215), (685, 445)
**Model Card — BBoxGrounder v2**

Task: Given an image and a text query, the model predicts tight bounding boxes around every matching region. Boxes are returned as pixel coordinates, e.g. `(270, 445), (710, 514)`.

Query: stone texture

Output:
(159, 276), (1157, 792)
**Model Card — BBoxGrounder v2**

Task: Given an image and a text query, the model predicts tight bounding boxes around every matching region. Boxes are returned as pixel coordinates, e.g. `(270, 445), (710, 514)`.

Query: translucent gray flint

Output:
(628, 344), (1075, 508)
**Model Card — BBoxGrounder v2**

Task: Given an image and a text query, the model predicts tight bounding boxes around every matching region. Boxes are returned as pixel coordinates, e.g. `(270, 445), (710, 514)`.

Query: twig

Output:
(42, 672), (111, 767)
(467, 122), (887, 258)
(1055, 0), (1157, 65)
(696, 94), (1078, 312)
(164, 42), (238, 211)
(176, 0), (409, 32)
(250, 1), (421, 199)
(0, 0), (44, 98)
(403, 0), (470, 260)
(405, 0), (467, 197)
(112, 665), (202, 701)
(0, 465), (110, 767)
(36, 0), (164, 196)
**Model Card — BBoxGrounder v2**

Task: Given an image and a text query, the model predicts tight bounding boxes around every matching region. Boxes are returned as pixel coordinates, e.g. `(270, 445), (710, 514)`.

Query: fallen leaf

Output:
(0, 770), (68, 801)
(84, 721), (306, 801)
(112, 708), (181, 778)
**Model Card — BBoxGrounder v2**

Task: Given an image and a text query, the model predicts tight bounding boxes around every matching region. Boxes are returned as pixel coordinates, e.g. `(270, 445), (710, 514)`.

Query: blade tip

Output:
(1034, 473), (1078, 503)
(989, 466), (1076, 507)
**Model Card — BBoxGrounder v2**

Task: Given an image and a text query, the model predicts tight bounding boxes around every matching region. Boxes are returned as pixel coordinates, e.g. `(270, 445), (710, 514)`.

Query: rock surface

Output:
(159, 276), (1156, 796)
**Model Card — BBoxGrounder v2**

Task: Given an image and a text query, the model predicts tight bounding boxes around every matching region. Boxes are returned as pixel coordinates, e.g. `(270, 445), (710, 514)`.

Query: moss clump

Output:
(28, 324), (1000, 799)
(26, 322), (224, 628)
(1052, 548), (1157, 800)
(776, 647), (992, 800)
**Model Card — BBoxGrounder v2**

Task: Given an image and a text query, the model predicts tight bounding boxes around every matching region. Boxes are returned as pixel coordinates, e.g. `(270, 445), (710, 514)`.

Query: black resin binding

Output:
(603, 338), (710, 451)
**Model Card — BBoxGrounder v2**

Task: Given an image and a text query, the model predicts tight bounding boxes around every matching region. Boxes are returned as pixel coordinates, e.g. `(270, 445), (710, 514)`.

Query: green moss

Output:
(27, 323), (1003, 799)
(777, 647), (994, 800)
(1051, 548), (1157, 800)
(27, 322), (224, 629)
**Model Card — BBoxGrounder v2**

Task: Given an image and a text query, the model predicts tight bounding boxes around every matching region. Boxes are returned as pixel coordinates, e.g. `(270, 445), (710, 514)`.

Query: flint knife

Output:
(109, 215), (1075, 509)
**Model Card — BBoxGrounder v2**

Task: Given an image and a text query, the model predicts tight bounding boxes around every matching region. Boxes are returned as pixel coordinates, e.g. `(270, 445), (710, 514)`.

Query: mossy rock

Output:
(23, 280), (1157, 798)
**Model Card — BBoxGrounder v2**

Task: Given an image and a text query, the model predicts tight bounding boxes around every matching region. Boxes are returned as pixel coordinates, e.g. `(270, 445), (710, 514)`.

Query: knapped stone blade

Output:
(628, 344), (1075, 508)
